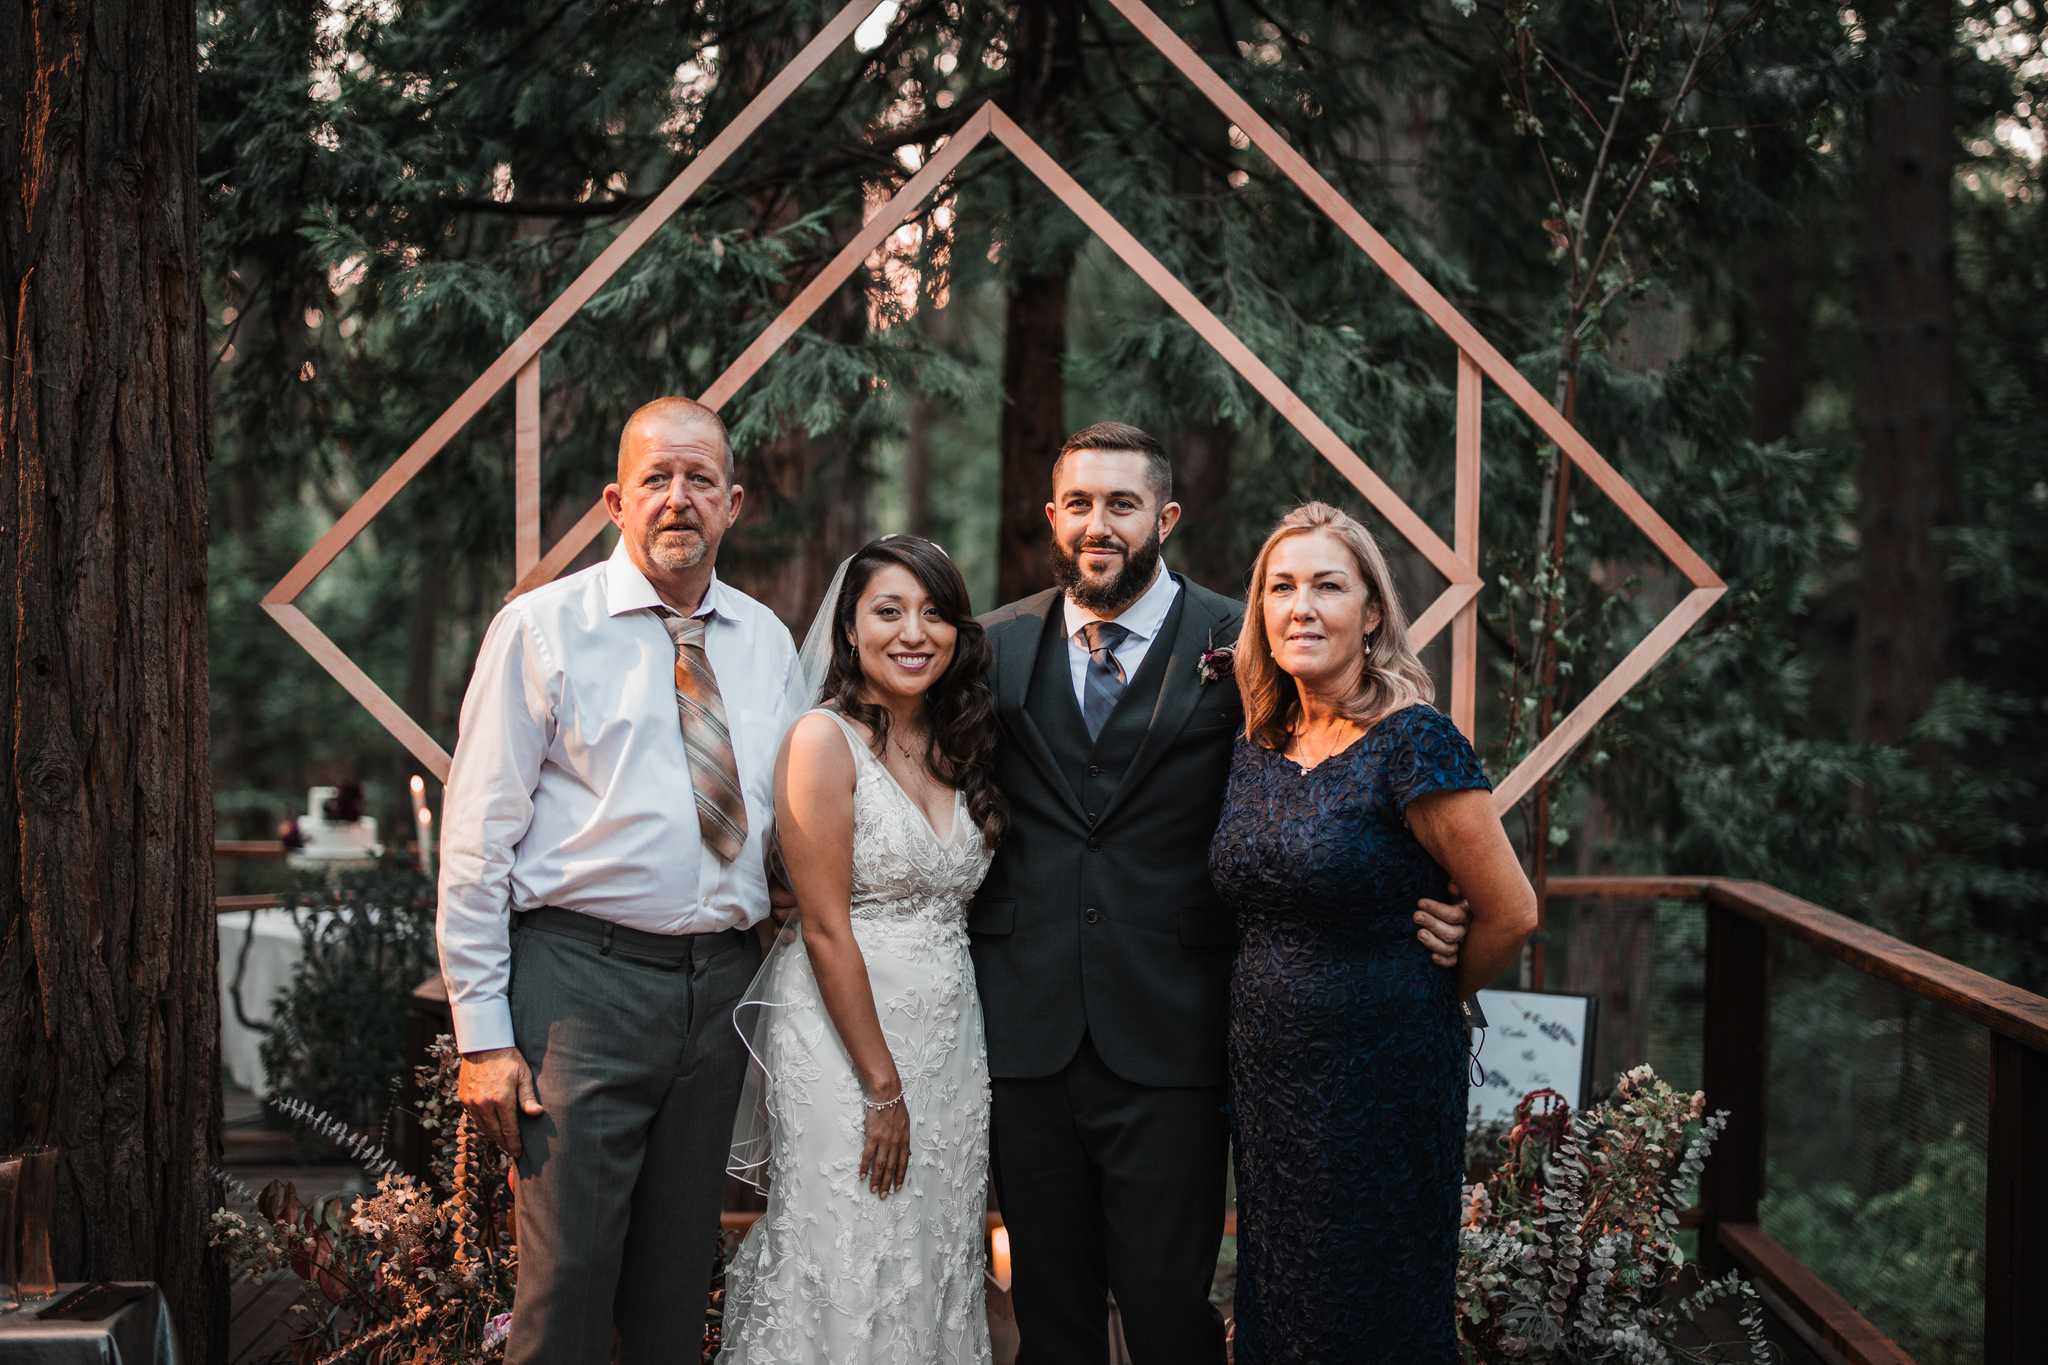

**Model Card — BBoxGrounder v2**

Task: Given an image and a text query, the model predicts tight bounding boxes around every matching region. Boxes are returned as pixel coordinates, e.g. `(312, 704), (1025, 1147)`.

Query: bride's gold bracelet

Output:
(862, 1091), (906, 1113)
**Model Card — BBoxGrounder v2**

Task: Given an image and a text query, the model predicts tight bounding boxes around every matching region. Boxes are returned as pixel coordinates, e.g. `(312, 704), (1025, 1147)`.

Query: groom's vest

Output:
(970, 576), (1244, 1088)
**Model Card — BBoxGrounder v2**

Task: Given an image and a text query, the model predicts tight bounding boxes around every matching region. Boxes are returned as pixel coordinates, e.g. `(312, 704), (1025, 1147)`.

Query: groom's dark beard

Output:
(1051, 524), (1164, 614)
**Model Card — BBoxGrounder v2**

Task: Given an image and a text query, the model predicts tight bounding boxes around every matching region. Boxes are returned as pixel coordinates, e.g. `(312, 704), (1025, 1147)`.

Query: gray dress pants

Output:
(504, 916), (758, 1365)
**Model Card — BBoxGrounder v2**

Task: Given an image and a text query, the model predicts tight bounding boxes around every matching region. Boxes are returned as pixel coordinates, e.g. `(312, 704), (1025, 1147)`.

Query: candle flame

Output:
(990, 1224), (1012, 1291)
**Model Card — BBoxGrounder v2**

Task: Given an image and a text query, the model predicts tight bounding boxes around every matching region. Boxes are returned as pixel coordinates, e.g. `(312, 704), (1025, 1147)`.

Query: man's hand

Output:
(458, 1046), (545, 1158)
(1415, 881), (1471, 969)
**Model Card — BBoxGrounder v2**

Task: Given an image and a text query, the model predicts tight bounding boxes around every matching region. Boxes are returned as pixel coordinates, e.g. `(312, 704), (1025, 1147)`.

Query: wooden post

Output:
(1986, 1032), (2048, 1365)
(1699, 900), (1768, 1277)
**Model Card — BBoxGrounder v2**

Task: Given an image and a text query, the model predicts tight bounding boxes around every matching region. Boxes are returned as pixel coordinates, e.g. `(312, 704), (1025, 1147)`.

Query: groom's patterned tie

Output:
(1077, 620), (1132, 742)
(659, 610), (749, 863)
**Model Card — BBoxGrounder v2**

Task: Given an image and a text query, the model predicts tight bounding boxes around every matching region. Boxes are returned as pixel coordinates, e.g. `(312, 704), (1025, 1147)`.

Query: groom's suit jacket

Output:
(971, 573), (1244, 1088)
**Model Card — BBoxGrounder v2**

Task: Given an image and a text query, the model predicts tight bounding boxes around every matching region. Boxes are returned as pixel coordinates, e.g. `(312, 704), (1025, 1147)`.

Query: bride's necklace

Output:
(888, 727), (926, 768)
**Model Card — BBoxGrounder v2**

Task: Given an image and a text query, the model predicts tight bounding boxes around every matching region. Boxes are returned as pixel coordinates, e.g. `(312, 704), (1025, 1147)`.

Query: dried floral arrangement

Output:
(1457, 1066), (1778, 1363)
(212, 1037), (517, 1363)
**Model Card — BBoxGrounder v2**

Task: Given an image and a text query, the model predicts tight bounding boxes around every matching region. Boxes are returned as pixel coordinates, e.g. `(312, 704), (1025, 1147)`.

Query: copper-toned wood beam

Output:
(1716, 1222), (1917, 1365)
(515, 356), (542, 578)
(1101, 0), (1722, 593)
(213, 841), (289, 859)
(1492, 585), (1724, 810)
(514, 500), (615, 602)
(987, 105), (1472, 592)
(1542, 875), (1715, 901)
(1406, 581), (1480, 654)
(1707, 881), (2048, 1053)
(262, 603), (454, 779)
(217, 895), (285, 914)
(263, 0), (879, 607)
(510, 104), (1000, 601)
(1451, 350), (1482, 739)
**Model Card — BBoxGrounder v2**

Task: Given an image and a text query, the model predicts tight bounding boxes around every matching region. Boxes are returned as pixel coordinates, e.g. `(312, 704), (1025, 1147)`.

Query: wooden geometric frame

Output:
(263, 0), (1723, 811)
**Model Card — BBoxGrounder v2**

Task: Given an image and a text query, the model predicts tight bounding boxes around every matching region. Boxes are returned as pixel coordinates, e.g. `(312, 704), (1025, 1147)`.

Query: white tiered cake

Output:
(286, 785), (383, 872)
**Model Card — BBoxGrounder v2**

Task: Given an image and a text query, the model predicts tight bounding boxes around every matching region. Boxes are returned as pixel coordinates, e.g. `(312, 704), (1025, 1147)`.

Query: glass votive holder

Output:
(11, 1146), (58, 1303)
(0, 1154), (18, 1313)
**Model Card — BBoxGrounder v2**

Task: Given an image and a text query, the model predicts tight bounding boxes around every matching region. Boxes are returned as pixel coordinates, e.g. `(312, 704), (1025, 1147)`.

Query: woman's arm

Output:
(776, 713), (909, 1197)
(1404, 789), (1540, 997)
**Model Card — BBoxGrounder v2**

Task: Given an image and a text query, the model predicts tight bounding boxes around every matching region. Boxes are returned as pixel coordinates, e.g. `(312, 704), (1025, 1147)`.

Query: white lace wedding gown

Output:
(718, 709), (995, 1364)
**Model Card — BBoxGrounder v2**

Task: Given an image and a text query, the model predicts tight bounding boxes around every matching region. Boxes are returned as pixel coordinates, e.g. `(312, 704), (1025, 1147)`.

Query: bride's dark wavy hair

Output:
(821, 535), (1006, 845)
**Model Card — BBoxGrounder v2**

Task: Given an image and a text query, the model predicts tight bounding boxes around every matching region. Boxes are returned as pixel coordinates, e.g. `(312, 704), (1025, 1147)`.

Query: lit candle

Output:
(990, 1223), (1011, 1291)
(410, 775), (433, 877)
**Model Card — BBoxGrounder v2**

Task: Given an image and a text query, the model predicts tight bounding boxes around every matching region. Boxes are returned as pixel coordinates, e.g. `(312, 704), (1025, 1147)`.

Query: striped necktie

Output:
(1077, 620), (1132, 741)
(659, 610), (749, 864)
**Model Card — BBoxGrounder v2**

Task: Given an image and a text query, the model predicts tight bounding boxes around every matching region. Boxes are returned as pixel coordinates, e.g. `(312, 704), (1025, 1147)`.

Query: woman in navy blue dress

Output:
(1209, 502), (1538, 1364)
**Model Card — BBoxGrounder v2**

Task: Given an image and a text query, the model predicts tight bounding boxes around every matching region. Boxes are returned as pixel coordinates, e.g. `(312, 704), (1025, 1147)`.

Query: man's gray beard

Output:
(647, 526), (707, 572)
(1053, 529), (1162, 614)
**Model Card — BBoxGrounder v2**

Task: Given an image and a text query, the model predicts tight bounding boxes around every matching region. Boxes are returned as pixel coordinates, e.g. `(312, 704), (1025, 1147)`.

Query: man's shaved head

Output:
(616, 396), (731, 484)
(605, 395), (744, 592)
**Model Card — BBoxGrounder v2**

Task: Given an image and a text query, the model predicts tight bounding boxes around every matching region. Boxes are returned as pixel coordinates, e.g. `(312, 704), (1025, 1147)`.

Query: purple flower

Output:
(1197, 644), (1235, 686)
(483, 1312), (512, 1350)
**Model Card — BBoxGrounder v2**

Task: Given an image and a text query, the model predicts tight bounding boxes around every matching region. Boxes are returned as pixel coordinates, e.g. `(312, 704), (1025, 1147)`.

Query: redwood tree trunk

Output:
(997, 267), (1072, 604)
(1852, 0), (1956, 745)
(1, 1), (221, 1356)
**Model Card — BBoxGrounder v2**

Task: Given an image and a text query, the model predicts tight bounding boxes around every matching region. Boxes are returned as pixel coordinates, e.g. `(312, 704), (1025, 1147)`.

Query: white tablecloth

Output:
(216, 909), (322, 1095)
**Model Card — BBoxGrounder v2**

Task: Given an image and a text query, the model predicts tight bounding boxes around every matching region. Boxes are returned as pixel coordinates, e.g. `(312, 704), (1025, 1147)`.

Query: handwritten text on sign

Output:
(1469, 989), (1598, 1124)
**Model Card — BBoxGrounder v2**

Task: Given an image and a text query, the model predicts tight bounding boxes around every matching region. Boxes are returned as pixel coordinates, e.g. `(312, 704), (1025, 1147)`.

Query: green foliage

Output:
(1761, 1133), (1987, 1365)
(1458, 1068), (1774, 1362)
(258, 861), (440, 1136)
(201, 5), (2045, 1348)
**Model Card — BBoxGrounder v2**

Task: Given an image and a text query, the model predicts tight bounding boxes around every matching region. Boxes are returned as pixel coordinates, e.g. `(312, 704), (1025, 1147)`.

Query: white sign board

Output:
(1469, 989), (1598, 1123)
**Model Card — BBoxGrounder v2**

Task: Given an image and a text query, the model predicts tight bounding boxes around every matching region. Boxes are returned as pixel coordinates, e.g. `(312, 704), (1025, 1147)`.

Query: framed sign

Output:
(1469, 989), (1599, 1123)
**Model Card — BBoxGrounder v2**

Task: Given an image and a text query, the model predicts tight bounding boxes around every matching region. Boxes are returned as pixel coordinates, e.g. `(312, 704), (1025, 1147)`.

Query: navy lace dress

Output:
(1208, 703), (1490, 1365)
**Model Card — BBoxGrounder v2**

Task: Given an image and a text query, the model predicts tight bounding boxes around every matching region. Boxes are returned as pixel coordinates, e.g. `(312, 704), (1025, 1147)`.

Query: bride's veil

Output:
(727, 551), (855, 1194)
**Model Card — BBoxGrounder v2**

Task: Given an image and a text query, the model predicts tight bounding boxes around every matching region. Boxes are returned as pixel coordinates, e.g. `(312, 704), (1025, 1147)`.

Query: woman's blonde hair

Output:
(1236, 501), (1435, 749)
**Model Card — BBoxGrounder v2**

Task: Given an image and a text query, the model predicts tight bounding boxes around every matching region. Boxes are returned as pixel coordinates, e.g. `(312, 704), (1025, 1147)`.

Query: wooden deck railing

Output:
(1545, 877), (2048, 1365)
(222, 854), (2044, 1361)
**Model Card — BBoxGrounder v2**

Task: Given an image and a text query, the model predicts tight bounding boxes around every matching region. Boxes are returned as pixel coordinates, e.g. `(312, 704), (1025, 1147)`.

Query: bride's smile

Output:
(850, 564), (958, 704)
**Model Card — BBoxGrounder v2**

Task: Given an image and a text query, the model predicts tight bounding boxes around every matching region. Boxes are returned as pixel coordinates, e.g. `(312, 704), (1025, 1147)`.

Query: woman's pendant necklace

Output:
(889, 728), (932, 793)
(1293, 719), (1358, 768)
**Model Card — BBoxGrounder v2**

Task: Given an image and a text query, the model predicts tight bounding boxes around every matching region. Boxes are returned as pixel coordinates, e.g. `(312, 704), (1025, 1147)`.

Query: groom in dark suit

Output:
(973, 422), (1467, 1363)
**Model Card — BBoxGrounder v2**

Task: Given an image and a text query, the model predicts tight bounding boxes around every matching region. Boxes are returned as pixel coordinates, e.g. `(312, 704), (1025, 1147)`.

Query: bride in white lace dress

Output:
(718, 535), (1000, 1365)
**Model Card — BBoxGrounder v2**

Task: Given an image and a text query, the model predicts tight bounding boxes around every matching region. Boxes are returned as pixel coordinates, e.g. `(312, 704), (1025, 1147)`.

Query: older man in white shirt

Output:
(437, 397), (796, 1365)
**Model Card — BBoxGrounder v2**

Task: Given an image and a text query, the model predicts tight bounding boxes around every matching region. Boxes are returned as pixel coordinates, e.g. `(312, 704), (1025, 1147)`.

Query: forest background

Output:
(197, 2), (2045, 1360)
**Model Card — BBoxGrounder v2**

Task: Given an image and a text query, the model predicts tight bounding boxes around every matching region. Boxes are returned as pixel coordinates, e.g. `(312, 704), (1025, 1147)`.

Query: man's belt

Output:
(516, 905), (748, 968)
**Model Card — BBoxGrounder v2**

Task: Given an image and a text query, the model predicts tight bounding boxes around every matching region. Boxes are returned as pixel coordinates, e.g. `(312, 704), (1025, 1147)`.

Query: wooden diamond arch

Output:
(264, 0), (1723, 808)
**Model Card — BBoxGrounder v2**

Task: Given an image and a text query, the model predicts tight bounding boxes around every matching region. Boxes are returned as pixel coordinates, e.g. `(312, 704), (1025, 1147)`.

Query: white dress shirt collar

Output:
(603, 539), (737, 622)
(1062, 561), (1178, 644)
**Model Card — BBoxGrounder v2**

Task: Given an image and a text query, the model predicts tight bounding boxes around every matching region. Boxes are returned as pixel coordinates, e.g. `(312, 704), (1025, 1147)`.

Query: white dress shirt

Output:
(1061, 562), (1182, 707)
(436, 540), (798, 1053)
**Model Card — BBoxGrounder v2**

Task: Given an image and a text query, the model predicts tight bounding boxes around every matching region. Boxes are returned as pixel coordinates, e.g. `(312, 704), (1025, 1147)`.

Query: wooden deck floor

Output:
(221, 1087), (1822, 1365)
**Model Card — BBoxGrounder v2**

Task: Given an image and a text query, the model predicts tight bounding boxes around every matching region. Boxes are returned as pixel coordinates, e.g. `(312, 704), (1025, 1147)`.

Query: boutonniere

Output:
(1196, 630), (1235, 686)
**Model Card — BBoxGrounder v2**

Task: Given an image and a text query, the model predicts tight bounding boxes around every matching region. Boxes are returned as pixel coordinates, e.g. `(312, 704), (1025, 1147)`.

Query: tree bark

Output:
(2, 0), (222, 1357)
(997, 267), (1071, 604)
(1851, 0), (1956, 745)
